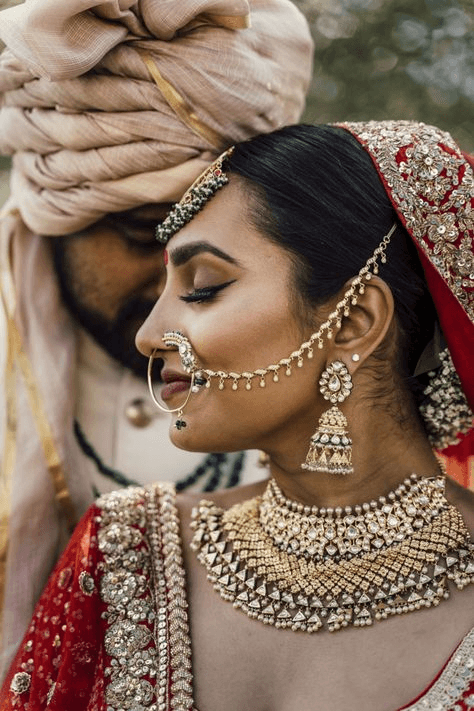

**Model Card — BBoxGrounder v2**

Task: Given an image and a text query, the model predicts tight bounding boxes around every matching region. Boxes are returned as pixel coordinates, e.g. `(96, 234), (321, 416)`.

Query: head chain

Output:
(155, 141), (473, 446)
(163, 223), (397, 392)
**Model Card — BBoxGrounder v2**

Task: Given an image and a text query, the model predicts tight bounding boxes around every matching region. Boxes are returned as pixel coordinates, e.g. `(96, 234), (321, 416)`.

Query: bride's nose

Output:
(136, 298), (175, 358)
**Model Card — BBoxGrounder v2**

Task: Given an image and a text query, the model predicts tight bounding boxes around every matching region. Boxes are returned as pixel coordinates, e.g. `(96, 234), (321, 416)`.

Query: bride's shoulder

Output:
(94, 483), (180, 529)
(95, 482), (179, 508)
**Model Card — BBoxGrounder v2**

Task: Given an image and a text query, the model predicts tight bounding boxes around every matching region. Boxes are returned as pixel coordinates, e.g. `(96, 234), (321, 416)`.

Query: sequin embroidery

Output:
(96, 487), (158, 711)
(96, 484), (194, 711)
(402, 629), (474, 710)
(9, 673), (31, 695)
(78, 571), (95, 596)
(339, 121), (474, 323)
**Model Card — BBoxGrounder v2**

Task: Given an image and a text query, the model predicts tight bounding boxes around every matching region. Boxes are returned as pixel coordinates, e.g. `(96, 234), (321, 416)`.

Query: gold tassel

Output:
(302, 405), (353, 476)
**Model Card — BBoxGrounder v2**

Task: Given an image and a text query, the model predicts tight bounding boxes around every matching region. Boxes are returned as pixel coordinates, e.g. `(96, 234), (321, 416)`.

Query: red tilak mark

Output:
(163, 249), (169, 266)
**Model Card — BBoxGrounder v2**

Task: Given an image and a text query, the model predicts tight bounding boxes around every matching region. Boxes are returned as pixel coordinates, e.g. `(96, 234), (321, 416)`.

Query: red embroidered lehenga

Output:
(1, 485), (195, 711)
(1, 483), (474, 711)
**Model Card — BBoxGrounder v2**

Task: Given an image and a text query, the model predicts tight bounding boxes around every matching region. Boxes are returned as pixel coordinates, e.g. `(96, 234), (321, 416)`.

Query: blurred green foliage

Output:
(294, 0), (474, 152)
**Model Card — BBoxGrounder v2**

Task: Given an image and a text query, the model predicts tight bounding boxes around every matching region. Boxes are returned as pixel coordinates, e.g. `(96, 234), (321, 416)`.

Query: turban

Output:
(0, 0), (313, 235)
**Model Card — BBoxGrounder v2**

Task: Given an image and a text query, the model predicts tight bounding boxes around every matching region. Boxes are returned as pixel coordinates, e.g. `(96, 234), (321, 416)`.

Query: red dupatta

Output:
(338, 121), (474, 488)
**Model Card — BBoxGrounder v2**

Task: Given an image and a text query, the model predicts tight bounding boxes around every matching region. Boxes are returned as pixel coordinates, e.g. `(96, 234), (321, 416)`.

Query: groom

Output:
(0, 0), (313, 677)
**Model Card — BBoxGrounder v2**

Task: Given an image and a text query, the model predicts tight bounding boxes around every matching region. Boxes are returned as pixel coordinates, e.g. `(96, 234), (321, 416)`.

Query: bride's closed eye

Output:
(179, 279), (236, 304)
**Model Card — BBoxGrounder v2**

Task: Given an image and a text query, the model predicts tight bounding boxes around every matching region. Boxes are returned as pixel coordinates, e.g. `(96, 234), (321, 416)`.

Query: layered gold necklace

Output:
(190, 474), (474, 633)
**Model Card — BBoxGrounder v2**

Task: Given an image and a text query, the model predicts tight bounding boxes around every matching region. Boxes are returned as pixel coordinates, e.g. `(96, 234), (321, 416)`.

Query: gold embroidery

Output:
(140, 52), (223, 149)
(338, 121), (474, 323)
(97, 484), (194, 711)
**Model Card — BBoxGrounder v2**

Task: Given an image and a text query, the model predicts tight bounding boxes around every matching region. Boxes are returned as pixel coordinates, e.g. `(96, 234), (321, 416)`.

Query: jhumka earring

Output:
(147, 331), (205, 430)
(302, 360), (353, 475)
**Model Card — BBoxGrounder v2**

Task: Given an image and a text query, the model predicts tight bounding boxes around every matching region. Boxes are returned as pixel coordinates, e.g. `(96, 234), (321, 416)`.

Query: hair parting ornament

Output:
(155, 147), (234, 244)
(148, 147), (397, 454)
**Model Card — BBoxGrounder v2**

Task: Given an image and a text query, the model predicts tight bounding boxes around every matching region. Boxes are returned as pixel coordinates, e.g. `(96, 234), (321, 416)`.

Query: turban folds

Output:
(0, 0), (313, 235)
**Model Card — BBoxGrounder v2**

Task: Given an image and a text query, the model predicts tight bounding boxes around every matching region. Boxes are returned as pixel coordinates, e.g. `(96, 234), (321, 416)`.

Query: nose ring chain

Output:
(147, 224), (395, 426)
(158, 224), (395, 392)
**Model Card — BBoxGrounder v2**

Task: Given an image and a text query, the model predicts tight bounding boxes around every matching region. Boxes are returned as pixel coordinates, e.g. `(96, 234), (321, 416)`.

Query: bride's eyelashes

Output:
(179, 279), (236, 304)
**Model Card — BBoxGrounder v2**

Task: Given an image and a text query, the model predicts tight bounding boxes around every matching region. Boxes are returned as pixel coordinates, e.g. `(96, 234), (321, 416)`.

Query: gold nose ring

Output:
(147, 349), (196, 414)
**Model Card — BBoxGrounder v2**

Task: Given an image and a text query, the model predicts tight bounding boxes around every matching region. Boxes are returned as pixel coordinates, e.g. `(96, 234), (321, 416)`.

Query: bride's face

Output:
(136, 180), (326, 459)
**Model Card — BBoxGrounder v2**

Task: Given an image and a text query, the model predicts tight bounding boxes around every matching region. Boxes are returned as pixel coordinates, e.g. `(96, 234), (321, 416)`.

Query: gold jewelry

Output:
(159, 225), (396, 394)
(191, 473), (474, 633)
(419, 346), (473, 449)
(162, 330), (198, 374)
(147, 348), (196, 430)
(156, 148), (234, 243)
(303, 360), (353, 475)
(154, 222), (393, 434)
(261, 477), (442, 558)
(154, 139), (395, 391)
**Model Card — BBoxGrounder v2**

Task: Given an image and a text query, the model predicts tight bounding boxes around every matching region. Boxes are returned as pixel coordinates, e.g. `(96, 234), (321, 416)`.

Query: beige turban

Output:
(0, 0), (313, 235)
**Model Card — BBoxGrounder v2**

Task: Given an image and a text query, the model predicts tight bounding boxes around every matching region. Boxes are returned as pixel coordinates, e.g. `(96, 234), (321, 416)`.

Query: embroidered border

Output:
(146, 483), (194, 711)
(402, 628), (474, 710)
(338, 120), (474, 324)
(96, 484), (195, 711)
(96, 487), (159, 711)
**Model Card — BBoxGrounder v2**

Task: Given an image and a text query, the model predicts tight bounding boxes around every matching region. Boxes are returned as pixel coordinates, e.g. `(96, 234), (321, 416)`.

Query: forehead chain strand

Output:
(163, 223), (396, 392)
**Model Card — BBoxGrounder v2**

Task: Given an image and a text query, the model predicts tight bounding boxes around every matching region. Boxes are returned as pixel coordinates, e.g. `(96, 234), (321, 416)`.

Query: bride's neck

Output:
(267, 399), (439, 509)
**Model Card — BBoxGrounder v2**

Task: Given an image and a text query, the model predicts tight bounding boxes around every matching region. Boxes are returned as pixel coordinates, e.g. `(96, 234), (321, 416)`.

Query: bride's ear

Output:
(321, 276), (395, 369)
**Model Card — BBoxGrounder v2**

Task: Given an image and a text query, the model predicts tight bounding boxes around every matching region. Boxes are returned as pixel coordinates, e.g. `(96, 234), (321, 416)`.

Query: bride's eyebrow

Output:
(169, 241), (243, 268)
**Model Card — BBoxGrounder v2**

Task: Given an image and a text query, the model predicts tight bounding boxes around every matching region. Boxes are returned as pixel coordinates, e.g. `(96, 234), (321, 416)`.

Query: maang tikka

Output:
(302, 360), (354, 475)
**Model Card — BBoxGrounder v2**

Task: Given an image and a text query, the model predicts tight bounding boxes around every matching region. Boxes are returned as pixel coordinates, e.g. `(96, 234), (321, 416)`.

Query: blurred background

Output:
(0, 0), (472, 203)
(294, 0), (473, 151)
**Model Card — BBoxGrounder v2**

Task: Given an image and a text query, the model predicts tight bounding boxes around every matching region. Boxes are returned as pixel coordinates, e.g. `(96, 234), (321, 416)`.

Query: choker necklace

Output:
(190, 474), (474, 633)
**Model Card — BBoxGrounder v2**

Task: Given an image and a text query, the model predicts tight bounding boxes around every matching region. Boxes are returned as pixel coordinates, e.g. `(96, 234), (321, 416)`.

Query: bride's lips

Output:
(160, 369), (192, 402)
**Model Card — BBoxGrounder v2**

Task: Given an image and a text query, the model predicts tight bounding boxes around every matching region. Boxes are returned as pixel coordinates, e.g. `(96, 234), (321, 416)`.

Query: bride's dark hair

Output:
(226, 124), (437, 405)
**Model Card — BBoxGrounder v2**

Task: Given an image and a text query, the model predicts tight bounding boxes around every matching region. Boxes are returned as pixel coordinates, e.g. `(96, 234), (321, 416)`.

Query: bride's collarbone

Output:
(190, 583), (474, 711)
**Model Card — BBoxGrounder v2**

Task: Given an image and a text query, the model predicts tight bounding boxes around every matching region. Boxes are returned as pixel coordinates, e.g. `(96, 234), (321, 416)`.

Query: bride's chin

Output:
(168, 425), (211, 452)
(169, 425), (240, 454)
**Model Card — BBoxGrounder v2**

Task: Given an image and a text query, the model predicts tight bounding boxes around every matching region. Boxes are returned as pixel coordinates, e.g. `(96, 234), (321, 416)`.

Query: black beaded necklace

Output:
(74, 419), (245, 495)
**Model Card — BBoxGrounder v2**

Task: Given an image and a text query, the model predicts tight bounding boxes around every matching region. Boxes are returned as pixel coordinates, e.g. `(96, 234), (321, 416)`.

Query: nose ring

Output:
(162, 330), (197, 373)
(147, 350), (196, 415)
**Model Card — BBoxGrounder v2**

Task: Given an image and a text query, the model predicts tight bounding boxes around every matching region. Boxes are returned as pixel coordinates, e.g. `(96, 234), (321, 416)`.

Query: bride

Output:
(2, 120), (474, 711)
